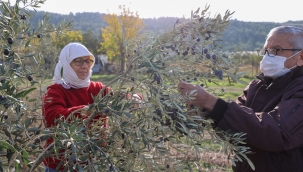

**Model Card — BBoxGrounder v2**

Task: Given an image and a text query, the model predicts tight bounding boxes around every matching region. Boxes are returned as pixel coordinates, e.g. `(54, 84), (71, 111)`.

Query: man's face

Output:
(264, 34), (300, 68)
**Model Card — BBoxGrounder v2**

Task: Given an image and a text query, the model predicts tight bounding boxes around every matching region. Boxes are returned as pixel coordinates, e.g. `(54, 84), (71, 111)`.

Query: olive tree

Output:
(0, 0), (71, 171)
(0, 1), (253, 171)
(31, 6), (253, 172)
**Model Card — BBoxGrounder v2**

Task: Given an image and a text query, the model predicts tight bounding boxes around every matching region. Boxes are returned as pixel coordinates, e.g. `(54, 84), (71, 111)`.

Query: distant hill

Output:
(30, 11), (303, 52)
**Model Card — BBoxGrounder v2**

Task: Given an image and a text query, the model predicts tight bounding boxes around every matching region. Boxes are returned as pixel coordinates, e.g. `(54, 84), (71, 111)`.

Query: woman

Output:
(43, 43), (111, 171)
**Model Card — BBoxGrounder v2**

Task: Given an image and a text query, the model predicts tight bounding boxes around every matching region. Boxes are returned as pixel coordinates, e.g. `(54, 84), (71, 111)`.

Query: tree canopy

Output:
(30, 11), (303, 52)
(52, 30), (83, 49)
(100, 5), (145, 71)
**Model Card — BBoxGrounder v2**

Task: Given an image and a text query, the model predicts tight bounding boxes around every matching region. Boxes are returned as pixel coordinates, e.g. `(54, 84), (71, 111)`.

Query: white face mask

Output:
(260, 51), (300, 79)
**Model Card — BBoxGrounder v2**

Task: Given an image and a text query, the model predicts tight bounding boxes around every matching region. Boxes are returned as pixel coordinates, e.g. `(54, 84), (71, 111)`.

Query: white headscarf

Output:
(52, 42), (94, 88)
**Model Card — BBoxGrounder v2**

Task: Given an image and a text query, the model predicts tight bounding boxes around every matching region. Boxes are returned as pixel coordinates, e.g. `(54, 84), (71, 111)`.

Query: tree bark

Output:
(119, 44), (126, 72)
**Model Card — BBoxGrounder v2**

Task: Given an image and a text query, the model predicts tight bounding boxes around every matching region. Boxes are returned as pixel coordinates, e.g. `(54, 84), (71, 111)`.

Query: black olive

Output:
(182, 51), (188, 56)
(7, 38), (13, 44)
(104, 109), (109, 114)
(156, 77), (161, 84)
(0, 95), (6, 101)
(203, 48), (208, 54)
(3, 49), (9, 55)
(165, 118), (171, 126)
(27, 75), (33, 81)
(156, 109), (162, 116)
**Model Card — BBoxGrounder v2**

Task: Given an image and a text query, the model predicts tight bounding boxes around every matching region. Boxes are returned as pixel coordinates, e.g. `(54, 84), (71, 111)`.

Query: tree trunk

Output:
(119, 42), (126, 73)
(120, 53), (126, 72)
(119, 44), (126, 72)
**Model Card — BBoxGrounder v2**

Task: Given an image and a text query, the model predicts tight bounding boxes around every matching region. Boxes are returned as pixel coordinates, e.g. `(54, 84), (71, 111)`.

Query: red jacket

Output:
(42, 81), (110, 170)
(209, 69), (303, 172)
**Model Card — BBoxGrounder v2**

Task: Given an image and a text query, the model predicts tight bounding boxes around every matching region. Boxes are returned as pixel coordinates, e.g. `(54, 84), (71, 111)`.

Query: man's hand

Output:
(177, 81), (217, 111)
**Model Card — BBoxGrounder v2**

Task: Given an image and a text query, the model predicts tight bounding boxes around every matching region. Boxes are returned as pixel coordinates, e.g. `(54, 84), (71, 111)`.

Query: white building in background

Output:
(92, 55), (116, 74)
(92, 55), (107, 73)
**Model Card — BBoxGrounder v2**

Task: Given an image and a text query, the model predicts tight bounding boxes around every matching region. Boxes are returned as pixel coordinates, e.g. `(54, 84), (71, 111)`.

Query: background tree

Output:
(52, 30), (83, 49)
(100, 5), (145, 72)
(82, 29), (100, 55)
(29, 10), (303, 52)
(232, 52), (262, 77)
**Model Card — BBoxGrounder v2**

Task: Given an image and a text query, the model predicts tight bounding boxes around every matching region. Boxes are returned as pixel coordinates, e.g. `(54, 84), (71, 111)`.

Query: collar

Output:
(256, 73), (273, 87)
(256, 72), (293, 90)
(60, 82), (79, 89)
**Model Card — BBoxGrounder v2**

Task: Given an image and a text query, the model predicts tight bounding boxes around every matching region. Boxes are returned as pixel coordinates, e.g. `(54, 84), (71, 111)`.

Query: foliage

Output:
(30, 10), (303, 52)
(232, 52), (263, 77)
(0, 0), (72, 171)
(0, 1), (255, 172)
(30, 11), (107, 37)
(82, 29), (100, 55)
(32, 6), (254, 171)
(52, 30), (83, 49)
(100, 5), (145, 71)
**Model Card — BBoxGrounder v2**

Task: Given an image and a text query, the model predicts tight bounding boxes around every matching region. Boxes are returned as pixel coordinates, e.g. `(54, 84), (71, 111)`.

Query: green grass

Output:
(91, 73), (252, 101)
(192, 77), (253, 101)
(205, 77), (252, 87)
(200, 139), (222, 151)
(91, 74), (118, 84)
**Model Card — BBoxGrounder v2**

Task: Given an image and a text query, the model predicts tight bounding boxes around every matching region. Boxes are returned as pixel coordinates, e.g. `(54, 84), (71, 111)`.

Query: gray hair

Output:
(267, 26), (303, 50)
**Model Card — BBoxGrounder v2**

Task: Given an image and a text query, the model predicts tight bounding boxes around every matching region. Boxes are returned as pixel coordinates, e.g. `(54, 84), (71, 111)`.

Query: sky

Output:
(38, 0), (303, 23)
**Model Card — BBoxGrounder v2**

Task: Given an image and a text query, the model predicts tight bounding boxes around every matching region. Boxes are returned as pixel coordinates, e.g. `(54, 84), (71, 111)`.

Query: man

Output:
(178, 26), (303, 172)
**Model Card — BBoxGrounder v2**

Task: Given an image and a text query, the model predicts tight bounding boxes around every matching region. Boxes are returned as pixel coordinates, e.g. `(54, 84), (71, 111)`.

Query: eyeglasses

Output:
(73, 58), (94, 66)
(257, 48), (302, 57)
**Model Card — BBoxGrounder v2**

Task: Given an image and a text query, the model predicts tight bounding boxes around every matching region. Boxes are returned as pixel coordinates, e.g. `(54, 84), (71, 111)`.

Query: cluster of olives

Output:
(2, 37), (35, 81)
(212, 68), (223, 80)
(162, 43), (218, 67)
(153, 106), (202, 135)
(3, 34), (41, 56)
(159, 37), (206, 57)
(152, 108), (177, 126)
(2, 34), (43, 56)
(2, 38), (13, 55)
(20, 15), (26, 20)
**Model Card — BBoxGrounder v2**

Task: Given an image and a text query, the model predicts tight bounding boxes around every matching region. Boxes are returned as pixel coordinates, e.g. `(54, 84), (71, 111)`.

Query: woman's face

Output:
(70, 56), (94, 80)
